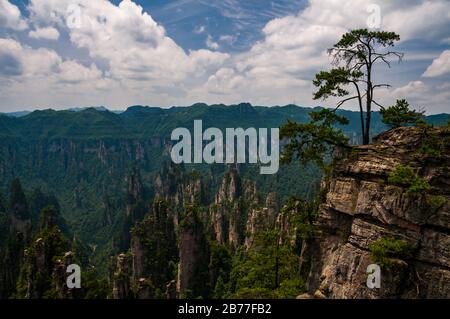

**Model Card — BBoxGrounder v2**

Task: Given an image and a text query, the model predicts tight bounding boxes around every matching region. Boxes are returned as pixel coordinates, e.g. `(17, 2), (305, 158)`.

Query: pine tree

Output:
(380, 99), (423, 128)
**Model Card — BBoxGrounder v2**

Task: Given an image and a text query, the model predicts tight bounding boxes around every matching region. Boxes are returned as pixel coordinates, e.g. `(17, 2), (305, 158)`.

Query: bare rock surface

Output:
(308, 127), (450, 298)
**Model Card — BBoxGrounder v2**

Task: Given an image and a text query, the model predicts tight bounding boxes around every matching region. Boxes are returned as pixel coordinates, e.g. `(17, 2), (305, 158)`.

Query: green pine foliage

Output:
(15, 206), (71, 299)
(388, 165), (431, 195)
(130, 200), (178, 291)
(227, 230), (306, 299)
(369, 236), (411, 270)
(0, 179), (110, 299)
(380, 99), (423, 128)
(280, 109), (350, 169)
(426, 195), (447, 208)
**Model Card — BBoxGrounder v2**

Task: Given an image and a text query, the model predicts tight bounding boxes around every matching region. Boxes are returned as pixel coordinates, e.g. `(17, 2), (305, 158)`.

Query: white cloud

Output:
(0, 0), (231, 109)
(423, 50), (450, 78)
(0, 38), (108, 109)
(0, 0), (27, 30)
(0, 38), (102, 82)
(383, 0), (450, 41)
(194, 25), (205, 34)
(28, 26), (60, 40)
(206, 35), (219, 50)
(199, 0), (356, 105)
(58, 60), (102, 83)
(389, 80), (450, 112)
(0, 38), (60, 78)
(392, 81), (428, 98)
(219, 35), (236, 45)
(27, 0), (228, 88)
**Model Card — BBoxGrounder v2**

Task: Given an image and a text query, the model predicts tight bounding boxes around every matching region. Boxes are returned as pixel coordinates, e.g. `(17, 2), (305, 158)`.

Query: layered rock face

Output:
(210, 168), (262, 248)
(245, 192), (279, 249)
(112, 253), (132, 299)
(308, 127), (450, 298)
(177, 206), (210, 298)
(154, 162), (206, 208)
(127, 165), (282, 298)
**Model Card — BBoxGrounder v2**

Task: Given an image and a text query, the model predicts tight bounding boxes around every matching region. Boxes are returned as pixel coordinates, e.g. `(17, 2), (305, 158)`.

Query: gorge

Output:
(0, 104), (449, 299)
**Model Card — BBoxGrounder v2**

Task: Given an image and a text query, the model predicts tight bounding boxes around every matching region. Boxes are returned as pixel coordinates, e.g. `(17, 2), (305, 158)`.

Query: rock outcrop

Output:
(177, 206), (210, 298)
(130, 200), (177, 295)
(210, 168), (263, 248)
(112, 253), (132, 299)
(245, 192), (278, 249)
(154, 162), (206, 209)
(307, 127), (450, 298)
(53, 252), (77, 299)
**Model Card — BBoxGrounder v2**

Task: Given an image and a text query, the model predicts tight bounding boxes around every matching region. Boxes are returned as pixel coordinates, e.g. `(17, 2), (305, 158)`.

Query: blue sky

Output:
(0, 0), (449, 114)
(129, 0), (308, 52)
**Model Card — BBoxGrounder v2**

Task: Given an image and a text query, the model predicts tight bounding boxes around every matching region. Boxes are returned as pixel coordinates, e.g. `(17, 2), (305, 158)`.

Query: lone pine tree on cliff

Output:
(313, 29), (403, 145)
(281, 29), (404, 168)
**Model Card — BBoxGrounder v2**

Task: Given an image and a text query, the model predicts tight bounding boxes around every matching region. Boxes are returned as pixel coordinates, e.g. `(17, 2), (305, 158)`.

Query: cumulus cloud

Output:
(0, 0), (232, 109)
(28, 26), (60, 40)
(200, 0), (363, 105)
(392, 81), (428, 98)
(382, 0), (450, 41)
(423, 50), (450, 78)
(0, 0), (27, 30)
(58, 60), (102, 83)
(0, 37), (108, 108)
(0, 38), (60, 79)
(27, 0), (228, 88)
(1, 0), (449, 113)
(390, 80), (450, 112)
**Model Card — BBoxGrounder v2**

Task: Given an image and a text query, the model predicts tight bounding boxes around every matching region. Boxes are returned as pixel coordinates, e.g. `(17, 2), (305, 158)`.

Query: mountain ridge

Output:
(1, 103), (449, 140)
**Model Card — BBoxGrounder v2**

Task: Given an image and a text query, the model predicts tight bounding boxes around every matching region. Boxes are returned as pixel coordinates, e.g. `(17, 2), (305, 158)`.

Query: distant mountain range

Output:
(2, 106), (115, 117)
(1, 103), (448, 139)
(0, 103), (450, 125)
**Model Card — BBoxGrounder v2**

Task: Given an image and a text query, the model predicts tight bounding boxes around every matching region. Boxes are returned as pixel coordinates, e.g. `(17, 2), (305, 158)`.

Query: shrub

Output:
(418, 143), (442, 158)
(426, 195), (447, 208)
(388, 165), (430, 195)
(369, 236), (411, 270)
(276, 278), (306, 299)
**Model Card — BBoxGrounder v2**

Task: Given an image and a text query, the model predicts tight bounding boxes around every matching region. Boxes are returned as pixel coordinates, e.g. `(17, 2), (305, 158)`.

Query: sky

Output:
(0, 0), (449, 114)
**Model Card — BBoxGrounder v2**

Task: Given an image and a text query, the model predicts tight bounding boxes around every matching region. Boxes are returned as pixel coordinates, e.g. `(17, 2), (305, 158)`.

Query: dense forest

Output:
(1, 103), (449, 299)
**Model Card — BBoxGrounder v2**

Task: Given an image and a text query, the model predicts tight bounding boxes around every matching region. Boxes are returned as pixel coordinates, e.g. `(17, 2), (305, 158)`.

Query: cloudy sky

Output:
(0, 0), (449, 113)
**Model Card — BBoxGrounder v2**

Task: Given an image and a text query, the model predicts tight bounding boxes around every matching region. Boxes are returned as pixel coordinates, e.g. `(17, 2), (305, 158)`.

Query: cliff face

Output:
(177, 206), (210, 298)
(245, 192), (278, 249)
(130, 200), (178, 294)
(307, 127), (450, 298)
(154, 162), (206, 208)
(210, 168), (271, 248)
(112, 253), (132, 299)
(211, 169), (251, 247)
(125, 165), (282, 298)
